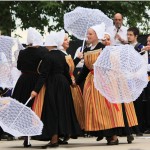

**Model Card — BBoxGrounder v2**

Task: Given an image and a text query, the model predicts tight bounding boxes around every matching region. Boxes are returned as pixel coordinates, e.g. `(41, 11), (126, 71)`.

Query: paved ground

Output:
(0, 135), (150, 150)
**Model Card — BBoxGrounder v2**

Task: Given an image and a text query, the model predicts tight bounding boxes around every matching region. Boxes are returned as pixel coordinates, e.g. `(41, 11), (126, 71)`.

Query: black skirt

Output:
(33, 73), (82, 141)
(12, 73), (39, 107)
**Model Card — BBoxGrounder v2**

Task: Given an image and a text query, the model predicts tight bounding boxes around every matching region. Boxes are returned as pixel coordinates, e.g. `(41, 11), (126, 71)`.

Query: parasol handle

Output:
(9, 97), (33, 128)
(25, 97), (32, 106)
(81, 38), (86, 52)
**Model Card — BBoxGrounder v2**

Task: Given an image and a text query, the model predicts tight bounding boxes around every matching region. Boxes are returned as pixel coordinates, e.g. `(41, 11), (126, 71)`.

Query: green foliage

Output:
(0, 2), (15, 35)
(0, 1), (149, 36)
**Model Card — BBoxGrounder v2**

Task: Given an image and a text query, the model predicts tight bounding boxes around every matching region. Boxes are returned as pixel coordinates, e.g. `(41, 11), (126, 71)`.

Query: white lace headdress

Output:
(27, 27), (43, 46)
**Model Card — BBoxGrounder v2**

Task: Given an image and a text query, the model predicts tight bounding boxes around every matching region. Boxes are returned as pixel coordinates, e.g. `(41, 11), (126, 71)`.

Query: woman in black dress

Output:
(31, 30), (81, 148)
(12, 27), (48, 147)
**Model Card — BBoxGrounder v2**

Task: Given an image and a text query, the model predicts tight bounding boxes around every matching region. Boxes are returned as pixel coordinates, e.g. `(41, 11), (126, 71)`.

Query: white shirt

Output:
(129, 41), (137, 47)
(106, 25), (128, 46)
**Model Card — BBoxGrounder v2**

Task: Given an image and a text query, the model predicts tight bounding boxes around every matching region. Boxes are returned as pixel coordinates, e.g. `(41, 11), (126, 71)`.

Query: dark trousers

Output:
(134, 91), (146, 132)
(143, 82), (150, 129)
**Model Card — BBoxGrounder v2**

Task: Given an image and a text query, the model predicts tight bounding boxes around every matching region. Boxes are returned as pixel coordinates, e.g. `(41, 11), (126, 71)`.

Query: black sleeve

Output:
(17, 50), (23, 70)
(39, 46), (49, 59)
(73, 57), (81, 66)
(64, 68), (72, 85)
(34, 54), (52, 93)
(76, 64), (90, 85)
(134, 43), (145, 55)
(75, 46), (90, 85)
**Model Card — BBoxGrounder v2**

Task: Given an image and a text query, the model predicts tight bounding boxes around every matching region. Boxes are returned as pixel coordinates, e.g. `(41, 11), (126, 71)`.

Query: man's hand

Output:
(115, 34), (122, 41)
(142, 46), (150, 51)
(115, 34), (128, 44)
(31, 91), (38, 98)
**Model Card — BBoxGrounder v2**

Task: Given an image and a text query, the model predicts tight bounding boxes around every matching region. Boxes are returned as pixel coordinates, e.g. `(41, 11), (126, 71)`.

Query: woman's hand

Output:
(77, 52), (83, 59)
(31, 91), (38, 98)
(71, 81), (77, 88)
(71, 84), (77, 88)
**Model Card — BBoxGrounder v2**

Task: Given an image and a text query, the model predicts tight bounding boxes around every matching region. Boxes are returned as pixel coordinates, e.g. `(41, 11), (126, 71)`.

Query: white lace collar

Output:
(90, 44), (97, 50)
(59, 49), (68, 55)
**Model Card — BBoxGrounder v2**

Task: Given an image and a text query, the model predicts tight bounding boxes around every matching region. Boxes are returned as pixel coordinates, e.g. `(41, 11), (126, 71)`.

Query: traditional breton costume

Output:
(33, 33), (85, 130)
(11, 27), (48, 147)
(12, 27), (48, 107)
(32, 30), (81, 141)
(76, 24), (139, 142)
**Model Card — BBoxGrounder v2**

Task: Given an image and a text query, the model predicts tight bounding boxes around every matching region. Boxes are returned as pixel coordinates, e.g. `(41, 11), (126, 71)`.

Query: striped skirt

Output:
(83, 72), (138, 131)
(32, 85), (46, 119)
(71, 85), (85, 129)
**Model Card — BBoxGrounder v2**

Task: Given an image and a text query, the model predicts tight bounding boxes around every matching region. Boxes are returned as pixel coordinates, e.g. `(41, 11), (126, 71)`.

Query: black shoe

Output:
(127, 135), (134, 144)
(106, 136), (112, 142)
(63, 136), (70, 142)
(23, 140), (32, 148)
(144, 130), (150, 134)
(41, 142), (59, 149)
(7, 136), (14, 141)
(70, 136), (77, 139)
(136, 133), (143, 136)
(96, 136), (103, 141)
(107, 139), (119, 145)
(1, 134), (8, 139)
(58, 139), (68, 145)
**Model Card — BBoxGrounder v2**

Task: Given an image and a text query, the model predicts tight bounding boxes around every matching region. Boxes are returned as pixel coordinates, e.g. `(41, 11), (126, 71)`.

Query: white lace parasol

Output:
(64, 7), (113, 40)
(0, 36), (24, 88)
(94, 45), (148, 103)
(0, 97), (43, 137)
